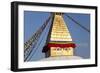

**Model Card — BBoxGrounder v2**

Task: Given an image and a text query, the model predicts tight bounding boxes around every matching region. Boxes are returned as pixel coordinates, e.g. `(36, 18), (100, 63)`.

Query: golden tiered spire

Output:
(50, 13), (72, 42)
(42, 12), (76, 57)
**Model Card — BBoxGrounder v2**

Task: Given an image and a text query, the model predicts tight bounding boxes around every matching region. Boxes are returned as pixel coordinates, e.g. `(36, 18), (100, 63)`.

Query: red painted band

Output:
(47, 43), (76, 48)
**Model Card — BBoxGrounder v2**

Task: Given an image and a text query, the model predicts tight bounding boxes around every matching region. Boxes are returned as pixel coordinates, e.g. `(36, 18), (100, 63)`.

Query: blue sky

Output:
(24, 11), (90, 61)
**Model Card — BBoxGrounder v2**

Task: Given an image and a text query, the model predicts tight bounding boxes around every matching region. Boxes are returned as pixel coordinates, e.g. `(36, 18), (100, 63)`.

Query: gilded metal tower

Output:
(42, 13), (76, 57)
